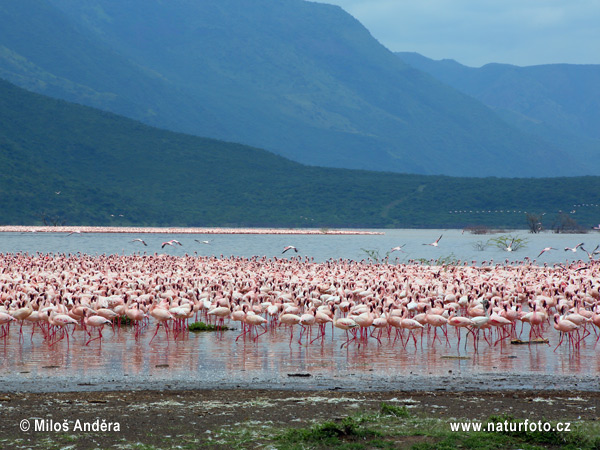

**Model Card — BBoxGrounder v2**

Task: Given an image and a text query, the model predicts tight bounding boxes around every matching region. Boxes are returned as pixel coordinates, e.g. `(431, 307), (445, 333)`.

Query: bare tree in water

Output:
(526, 213), (543, 233)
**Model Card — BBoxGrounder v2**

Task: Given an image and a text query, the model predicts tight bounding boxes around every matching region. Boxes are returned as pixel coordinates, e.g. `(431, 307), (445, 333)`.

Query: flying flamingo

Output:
(161, 239), (182, 248)
(564, 243), (584, 253)
(131, 238), (147, 246)
(423, 235), (443, 247)
(580, 245), (600, 260)
(390, 244), (406, 253)
(537, 247), (557, 257)
(282, 246), (298, 254)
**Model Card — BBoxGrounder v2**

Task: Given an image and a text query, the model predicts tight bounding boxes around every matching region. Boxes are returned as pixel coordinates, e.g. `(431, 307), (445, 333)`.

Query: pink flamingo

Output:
(149, 304), (174, 343)
(553, 314), (580, 351)
(84, 314), (112, 345)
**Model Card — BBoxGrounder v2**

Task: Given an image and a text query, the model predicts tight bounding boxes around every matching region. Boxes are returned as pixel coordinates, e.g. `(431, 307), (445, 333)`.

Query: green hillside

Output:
(0, 0), (583, 177)
(1, 78), (599, 229)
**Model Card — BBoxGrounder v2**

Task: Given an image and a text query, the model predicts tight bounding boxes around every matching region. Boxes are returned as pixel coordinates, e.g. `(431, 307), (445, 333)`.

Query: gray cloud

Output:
(314, 0), (600, 67)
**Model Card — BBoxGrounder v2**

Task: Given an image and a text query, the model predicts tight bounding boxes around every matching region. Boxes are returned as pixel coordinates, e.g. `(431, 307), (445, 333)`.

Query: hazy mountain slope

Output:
(0, 0), (581, 177)
(396, 52), (600, 162)
(0, 0), (215, 135)
(2, 78), (599, 229)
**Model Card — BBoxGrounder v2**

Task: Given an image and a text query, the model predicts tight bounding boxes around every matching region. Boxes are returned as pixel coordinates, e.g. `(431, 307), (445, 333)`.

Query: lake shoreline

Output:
(0, 225), (383, 235)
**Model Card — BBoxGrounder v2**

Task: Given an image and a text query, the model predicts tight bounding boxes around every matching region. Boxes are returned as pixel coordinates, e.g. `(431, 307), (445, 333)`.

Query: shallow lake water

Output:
(1, 319), (598, 393)
(1, 228), (599, 393)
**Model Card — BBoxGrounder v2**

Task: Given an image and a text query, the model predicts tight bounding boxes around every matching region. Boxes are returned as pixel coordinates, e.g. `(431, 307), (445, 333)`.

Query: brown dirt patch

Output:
(0, 389), (598, 449)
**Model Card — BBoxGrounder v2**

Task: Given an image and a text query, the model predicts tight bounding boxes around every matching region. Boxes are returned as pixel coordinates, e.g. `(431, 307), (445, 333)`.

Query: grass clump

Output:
(380, 402), (411, 418)
(278, 416), (380, 447)
(187, 321), (232, 332)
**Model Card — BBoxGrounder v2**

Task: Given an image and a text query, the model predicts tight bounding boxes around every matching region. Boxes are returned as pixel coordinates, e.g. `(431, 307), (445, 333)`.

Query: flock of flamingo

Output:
(1, 244), (600, 354)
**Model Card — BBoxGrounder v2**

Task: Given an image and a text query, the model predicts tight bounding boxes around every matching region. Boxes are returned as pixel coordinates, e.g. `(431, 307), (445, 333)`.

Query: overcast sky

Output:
(314, 0), (600, 67)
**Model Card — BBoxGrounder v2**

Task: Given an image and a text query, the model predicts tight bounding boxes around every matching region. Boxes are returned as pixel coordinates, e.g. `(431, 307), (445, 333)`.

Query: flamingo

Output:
(0, 312), (15, 338)
(334, 317), (359, 348)
(161, 239), (182, 248)
(564, 243), (584, 253)
(279, 313), (302, 346)
(553, 314), (580, 351)
(469, 299), (491, 351)
(537, 247), (557, 257)
(282, 246), (298, 254)
(504, 238), (516, 252)
(84, 313), (112, 345)
(149, 304), (174, 342)
(244, 313), (269, 341)
(48, 311), (78, 346)
(423, 235), (443, 247)
(131, 238), (147, 246)
(580, 245), (600, 260)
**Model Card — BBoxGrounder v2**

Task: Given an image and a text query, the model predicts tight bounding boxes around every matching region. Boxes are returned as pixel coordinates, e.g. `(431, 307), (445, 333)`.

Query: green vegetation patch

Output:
(188, 321), (233, 332)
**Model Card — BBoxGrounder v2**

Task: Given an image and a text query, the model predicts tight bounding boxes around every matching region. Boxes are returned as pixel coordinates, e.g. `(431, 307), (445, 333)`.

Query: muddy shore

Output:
(1, 388), (598, 449)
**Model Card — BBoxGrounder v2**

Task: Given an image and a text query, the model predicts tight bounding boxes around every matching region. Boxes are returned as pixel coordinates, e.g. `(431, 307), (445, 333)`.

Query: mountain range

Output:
(2, 77), (599, 229)
(396, 52), (600, 167)
(1, 0), (597, 177)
